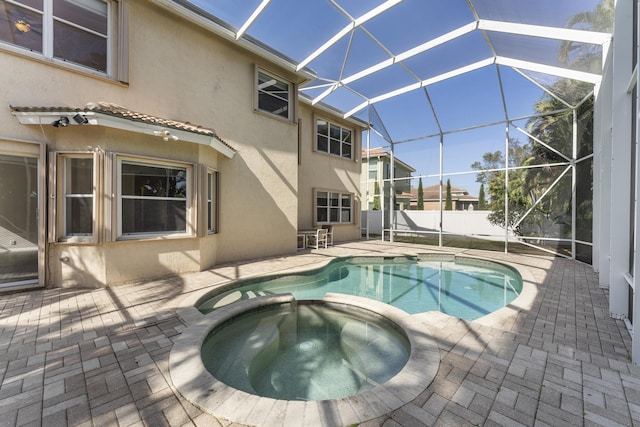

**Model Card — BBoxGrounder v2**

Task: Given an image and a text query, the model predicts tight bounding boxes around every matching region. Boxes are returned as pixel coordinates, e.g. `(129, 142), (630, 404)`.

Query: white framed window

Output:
(256, 68), (292, 120)
(316, 190), (353, 224)
(316, 118), (353, 159)
(62, 155), (94, 237)
(51, 152), (99, 243)
(207, 169), (218, 233)
(117, 158), (191, 238)
(0, 0), (129, 80)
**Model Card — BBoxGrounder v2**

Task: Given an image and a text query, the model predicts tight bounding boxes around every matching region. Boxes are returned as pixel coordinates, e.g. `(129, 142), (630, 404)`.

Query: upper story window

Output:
(257, 69), (292, 120)
(316, 118), (353, 159)
(118, 159), (191, 237)
(0, 0), (128, 79)
(368, 161), (377, 180)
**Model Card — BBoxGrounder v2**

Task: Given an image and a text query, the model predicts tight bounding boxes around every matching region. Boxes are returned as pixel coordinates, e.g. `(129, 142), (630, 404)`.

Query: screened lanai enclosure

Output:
(175, 0), (613, 263)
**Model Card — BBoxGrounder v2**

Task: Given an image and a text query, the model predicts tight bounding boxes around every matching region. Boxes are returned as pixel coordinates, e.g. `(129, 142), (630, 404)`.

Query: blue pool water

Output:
(198, 257), (523, 320)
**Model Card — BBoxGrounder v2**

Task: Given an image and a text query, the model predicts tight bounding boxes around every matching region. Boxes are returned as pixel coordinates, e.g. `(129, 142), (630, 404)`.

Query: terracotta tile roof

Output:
(409, 184), (478, 200)
(362, 148), (388, 156)
(10, 102), (235, 152)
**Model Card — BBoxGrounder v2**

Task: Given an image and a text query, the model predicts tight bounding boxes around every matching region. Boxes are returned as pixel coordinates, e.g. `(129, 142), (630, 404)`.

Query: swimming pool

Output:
(197, 255), (523, 320)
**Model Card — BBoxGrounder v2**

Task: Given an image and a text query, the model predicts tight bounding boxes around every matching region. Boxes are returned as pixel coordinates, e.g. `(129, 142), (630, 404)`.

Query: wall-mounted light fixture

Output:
(51, 116), (69, 128)
(73, 114), (89, 124)
(153, 129), (179, 141)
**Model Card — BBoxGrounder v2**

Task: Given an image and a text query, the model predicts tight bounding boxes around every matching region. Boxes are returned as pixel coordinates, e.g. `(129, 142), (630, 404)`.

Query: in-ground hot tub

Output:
(170, 293), (440, 426)
(202, 299), (410, 401)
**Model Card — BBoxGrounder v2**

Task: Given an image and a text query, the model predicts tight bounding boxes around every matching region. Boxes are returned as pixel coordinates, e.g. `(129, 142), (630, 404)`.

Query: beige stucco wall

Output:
(297, 103), (362, 243)
(0, 1), (306, 287)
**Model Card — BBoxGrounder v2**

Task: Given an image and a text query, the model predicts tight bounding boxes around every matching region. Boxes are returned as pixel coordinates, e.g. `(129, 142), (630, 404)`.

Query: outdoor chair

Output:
(307, 228), (328, 249)
(322, 225), (334, 246)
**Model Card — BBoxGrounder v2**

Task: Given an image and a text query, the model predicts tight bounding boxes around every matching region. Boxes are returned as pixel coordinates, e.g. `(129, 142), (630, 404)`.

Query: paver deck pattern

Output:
(0, 240), (638, 426)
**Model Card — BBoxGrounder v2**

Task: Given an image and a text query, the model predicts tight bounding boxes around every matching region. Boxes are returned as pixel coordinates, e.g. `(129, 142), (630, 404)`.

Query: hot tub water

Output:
(201, 301), (410, 401)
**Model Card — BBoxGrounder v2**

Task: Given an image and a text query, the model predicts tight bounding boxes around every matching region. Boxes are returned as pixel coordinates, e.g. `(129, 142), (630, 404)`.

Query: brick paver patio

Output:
(0, 240), (638, 426)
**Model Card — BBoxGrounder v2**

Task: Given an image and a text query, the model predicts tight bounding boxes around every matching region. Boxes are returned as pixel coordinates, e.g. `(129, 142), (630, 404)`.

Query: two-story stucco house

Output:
(361, 148), (415, 211)
(0, 0), (363, 290)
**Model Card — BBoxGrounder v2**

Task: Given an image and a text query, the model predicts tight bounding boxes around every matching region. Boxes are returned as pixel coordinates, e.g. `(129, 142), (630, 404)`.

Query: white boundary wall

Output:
(361, 210), (513, 240)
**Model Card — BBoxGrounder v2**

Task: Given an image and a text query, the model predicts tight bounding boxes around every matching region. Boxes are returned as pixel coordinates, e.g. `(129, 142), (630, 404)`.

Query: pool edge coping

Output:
(169, 293), (440, 426)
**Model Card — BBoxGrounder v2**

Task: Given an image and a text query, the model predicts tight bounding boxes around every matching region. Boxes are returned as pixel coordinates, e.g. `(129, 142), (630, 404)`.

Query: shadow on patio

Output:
(0, 241), (637, 426)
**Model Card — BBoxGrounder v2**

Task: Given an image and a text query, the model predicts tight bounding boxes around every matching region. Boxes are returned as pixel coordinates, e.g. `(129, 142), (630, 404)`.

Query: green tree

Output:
(417, 178), (424, 210)
(372, 181), (380, 210)
(558, 0), (613, 73)
(471, 90), (593, 238)
(478, 184), (486, 210)
(471, 151), (503, 186)
(471, 137), (535, 233)
(469, 0), (602, 245)
(445, 179), (452, 211)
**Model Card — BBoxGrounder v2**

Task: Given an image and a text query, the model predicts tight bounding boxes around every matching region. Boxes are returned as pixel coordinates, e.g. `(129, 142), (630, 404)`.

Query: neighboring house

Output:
(361, 149), (415, 211)
(0, 0), (363, 290)
(411, 184), (479, 211)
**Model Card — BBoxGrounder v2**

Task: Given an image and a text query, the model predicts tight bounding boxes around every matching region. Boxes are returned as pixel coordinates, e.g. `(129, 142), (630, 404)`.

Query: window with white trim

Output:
(0, 0), (128, 78)
(118, 159), (190, 237)
(62, 154), (94, 238)
(207, 169), (218, 233)
(316, 118), (353, 159)
(316, 190), (352, 224)
(257, 69), (292, 120)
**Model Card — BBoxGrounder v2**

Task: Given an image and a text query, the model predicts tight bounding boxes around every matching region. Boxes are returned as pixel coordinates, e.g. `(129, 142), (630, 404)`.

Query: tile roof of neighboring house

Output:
(10, 102), (236, 154)
(362, 148), (388, 156)
(410, 184), (478, 200)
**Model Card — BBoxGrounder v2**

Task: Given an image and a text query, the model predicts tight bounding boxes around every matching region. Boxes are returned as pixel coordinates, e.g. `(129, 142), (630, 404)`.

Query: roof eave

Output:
(11, 110), (236, 159)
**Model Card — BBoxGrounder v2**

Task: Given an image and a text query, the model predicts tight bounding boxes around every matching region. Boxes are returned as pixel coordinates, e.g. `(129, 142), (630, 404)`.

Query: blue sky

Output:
(186, 0), (604, 196)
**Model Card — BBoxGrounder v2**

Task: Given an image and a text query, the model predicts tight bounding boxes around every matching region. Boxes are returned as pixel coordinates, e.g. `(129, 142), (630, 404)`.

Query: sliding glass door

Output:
(0, 154), (39, 287)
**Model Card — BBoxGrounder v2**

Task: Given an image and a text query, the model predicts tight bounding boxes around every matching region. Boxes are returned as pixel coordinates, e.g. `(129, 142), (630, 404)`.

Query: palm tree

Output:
(558, 0), (613, 73)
